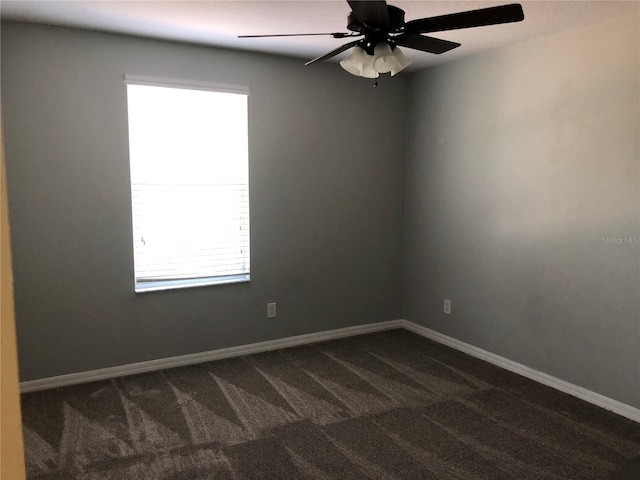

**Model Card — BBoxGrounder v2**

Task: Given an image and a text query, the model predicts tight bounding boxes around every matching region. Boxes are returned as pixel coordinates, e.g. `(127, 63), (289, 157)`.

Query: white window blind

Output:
(125, 76), (250, 292)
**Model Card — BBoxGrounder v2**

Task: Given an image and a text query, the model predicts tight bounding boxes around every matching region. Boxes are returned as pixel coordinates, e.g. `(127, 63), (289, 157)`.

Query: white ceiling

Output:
(1, 1), (638, 70)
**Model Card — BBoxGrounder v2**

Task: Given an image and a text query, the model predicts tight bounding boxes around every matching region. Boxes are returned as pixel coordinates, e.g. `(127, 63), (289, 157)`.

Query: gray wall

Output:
(1, 22), (406, 381)
(4, 11), (640, 410)
(404, 13), (639, 408)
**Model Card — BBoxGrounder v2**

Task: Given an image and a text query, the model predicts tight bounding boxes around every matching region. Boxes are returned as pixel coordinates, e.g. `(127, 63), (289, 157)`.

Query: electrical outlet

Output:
(444, 299), (451, 315)
(267, 302), (277, 319)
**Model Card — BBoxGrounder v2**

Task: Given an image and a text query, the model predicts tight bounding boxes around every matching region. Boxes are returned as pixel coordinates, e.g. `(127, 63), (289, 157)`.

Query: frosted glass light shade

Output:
(390, 47), (412, 76)
(360, 54), (380, 78)
(340, 44), (412, 78)
(340, 46), (379, 78)
(373, 43), (400, 74)
(340, 46), (368, 76)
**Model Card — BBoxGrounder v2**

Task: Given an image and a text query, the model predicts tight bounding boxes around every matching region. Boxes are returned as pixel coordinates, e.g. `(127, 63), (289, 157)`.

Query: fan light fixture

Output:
(340, 43), (412, 78)
(239, 2), (525, 80)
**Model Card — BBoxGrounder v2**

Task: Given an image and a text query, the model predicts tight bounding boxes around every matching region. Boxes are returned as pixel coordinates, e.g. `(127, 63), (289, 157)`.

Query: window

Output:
(125, 75), (250, 292)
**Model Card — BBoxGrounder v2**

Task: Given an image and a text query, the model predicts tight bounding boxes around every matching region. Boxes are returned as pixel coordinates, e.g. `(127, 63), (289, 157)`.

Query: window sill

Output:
(135, 274), (250, 293)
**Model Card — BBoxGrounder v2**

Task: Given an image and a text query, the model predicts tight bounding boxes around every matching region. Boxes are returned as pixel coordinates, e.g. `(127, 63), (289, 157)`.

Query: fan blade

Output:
(347, 0), (389, 28)
(405, 3), (524, 34)
(305, 40), (361, 66)
(239, 32), (354, 38)
(394, 34), (460, 54)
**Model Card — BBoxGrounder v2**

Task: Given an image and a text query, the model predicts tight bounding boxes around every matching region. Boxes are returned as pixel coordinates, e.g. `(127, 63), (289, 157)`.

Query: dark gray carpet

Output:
(21, 329), (640, 479)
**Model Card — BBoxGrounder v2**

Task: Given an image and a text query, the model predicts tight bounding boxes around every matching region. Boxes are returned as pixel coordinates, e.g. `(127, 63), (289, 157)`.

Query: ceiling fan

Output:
(239, 1), (524, 78)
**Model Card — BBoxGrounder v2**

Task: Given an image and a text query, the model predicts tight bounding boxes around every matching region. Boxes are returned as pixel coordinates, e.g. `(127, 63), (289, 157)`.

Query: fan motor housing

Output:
(347, 5), (405, 33)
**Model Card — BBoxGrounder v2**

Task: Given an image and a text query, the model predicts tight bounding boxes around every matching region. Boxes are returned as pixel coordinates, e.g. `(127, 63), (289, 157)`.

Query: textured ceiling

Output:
(1, 1), (638, 70)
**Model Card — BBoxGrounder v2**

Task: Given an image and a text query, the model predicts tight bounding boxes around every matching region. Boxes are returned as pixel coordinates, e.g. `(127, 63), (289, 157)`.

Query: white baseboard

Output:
(402, 320), (640, 423)
(20, 320), (403, 393)
(20, 318), (640, 424)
